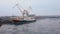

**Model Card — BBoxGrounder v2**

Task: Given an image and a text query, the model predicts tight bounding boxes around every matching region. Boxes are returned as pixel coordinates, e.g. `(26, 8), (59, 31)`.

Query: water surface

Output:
(0, 18), (60, 34)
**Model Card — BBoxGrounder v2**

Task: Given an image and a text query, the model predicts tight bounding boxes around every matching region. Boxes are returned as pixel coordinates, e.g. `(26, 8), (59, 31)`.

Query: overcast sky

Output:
(0, 0), (60, 16)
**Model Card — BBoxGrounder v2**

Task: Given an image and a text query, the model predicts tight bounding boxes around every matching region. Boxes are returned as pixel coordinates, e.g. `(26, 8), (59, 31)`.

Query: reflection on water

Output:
(0, 18), (60, 34)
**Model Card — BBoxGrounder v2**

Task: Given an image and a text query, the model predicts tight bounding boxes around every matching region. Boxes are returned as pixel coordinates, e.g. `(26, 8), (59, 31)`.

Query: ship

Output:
(12, 3), (36, 23)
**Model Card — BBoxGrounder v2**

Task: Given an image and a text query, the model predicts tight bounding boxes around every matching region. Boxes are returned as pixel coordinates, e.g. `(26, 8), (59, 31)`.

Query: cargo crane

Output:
(16, 4), (29, 17)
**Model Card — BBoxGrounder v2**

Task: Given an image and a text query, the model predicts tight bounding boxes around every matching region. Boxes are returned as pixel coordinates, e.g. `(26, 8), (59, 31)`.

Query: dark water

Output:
(0, 18), (60, 34)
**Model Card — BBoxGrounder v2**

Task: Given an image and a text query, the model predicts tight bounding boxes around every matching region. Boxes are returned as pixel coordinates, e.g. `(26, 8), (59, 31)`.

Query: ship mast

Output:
(13, 0), (32, 20)
(13, 3), (29, 20)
